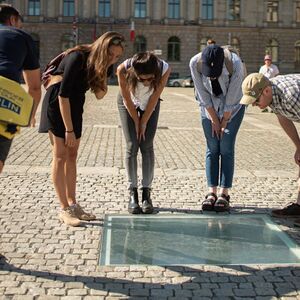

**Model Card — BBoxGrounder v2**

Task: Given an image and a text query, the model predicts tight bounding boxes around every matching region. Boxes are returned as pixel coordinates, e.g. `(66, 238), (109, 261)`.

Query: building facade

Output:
(5, 0), (300, 78)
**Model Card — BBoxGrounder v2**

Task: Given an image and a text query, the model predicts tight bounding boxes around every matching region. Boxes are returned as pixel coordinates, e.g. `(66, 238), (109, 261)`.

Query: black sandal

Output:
(214, 194), (230, 212)
(202, 192), (217, 211)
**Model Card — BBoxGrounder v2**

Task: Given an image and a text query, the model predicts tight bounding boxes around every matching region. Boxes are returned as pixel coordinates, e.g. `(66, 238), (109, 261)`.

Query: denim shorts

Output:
(0, 135), (13, 163)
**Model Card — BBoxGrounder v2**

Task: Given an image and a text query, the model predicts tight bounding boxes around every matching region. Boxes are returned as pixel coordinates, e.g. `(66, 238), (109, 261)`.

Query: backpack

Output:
(197, 45), (247, 78)
(41, 52), (66, 89)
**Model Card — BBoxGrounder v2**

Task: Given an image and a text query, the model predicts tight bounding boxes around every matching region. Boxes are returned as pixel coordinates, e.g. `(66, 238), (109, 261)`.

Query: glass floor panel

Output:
(99, 214), (300, 265)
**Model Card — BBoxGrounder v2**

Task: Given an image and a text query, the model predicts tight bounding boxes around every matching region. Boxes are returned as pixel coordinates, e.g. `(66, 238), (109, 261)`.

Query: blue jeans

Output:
(201, 105), (245, 188)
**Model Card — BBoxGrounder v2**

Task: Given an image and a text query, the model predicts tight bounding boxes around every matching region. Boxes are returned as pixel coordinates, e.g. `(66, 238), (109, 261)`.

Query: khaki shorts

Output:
(0, 135), (13, 163)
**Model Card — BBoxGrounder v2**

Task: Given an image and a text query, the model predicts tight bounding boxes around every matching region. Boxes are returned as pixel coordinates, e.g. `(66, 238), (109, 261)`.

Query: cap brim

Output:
(240, 95), (256, 105)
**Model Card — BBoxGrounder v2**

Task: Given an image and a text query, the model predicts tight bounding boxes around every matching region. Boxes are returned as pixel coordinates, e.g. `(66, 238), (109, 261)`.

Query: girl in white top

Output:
(117, 51), (170, 214)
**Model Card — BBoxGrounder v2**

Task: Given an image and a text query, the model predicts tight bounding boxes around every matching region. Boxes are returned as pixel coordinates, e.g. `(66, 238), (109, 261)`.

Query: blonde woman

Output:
(39, 31), (125, 226)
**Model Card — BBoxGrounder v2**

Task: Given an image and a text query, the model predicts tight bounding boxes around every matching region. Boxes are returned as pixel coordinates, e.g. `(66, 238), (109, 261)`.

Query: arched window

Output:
(168, 36), (180, 61)
(295, 41), (300, 63)
(134, 35), (147, 53)
(266, 39), (278, 62)
(231, 37), (240, 53)
(61, 34), (75, 51)
(30, 33), (40, 58)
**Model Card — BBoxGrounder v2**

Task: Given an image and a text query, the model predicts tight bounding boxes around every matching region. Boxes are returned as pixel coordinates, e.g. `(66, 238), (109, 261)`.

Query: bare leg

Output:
(209, 186), (217, 195)
(0, 161), (3, 174)
(50, 132), (69, 209)
(65, 139), (80, 206)
(219, 187), (229, 196)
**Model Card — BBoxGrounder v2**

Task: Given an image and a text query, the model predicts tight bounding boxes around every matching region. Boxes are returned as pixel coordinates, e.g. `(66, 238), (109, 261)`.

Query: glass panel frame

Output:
(98, 0), (110, 17)
(100, 214), (300, 266)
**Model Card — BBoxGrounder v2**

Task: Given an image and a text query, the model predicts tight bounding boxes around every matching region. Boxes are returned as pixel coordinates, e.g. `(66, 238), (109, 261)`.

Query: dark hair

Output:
(126, 51), (162, 92)
(0, 4), (21, 24)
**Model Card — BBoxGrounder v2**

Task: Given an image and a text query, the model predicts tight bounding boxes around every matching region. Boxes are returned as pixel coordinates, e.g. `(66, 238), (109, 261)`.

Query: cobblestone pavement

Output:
(1, 86), (300, 299)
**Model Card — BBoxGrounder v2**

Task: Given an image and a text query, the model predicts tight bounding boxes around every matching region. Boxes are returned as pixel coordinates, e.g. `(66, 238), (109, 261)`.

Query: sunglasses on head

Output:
(111, 37), (126, 47)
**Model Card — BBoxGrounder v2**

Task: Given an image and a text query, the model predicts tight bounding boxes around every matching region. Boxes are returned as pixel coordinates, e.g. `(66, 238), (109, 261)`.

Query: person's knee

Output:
(127, 141), (139, 156)
(53, 151), (67, 165)
(67, 148), (78, 162)
(140, 142), (153, 154)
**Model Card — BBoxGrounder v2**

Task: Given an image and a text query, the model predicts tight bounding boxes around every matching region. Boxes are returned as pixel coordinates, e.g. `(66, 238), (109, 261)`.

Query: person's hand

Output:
(139, 123), (146, 142)
(134, 118), (140, 140)
(95, 88), (107, 100)
(65, 131), (76, 147)
(220, 118), (229, 139)
(29, 117), (36, 127)
(294, 149), (300, 166)
(211, 119), (221, 139)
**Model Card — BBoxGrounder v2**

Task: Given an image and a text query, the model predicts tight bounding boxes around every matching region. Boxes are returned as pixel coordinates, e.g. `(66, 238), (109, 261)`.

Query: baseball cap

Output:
(240, 73), (270, 105)
(264, 54), (272, 61)
(201, 45), (224, 78)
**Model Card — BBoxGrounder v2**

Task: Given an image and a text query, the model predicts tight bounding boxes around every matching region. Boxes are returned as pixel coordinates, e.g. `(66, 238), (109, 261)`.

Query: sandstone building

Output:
(6, 0), (300, 78)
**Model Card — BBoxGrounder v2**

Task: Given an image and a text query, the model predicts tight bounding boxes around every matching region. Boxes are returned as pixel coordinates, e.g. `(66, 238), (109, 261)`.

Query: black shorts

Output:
(0, 136), (13, 163)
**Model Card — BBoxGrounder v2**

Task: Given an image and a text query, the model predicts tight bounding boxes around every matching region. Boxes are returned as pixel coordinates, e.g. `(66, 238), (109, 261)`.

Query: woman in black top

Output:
(39, 31), (125, 226)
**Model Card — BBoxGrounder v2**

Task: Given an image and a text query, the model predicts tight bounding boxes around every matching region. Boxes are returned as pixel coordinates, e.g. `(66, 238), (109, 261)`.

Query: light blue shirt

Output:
(189, 51), (244, 121)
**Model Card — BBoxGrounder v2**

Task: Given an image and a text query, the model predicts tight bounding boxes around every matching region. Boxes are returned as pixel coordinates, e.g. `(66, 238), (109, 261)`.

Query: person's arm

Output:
(22, 68), (41, 127)
(58, 52), (84, 147)
(189, 53), (213, 108)
(58, 95), (76, 147)
(140, 66), (171, 127)
(277, 114), (300, 165)
(116, 62), (140, 137)
(224, 53), (244, 112)
(189, 54), (220, 138)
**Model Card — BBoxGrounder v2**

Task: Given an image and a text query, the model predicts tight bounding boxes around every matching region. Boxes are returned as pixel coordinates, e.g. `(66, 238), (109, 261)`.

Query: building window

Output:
(63, 0), (75, 17)
(296, 1), (300, 22)
(28, 0), (40, 16)
(99, 0), (110, 17)
(295, 41), (300, 63)
(168, 0), (180, 19)
(134, 0), (146, 18)
(134, 35), (147, 53)
(168, 36), (180, 61)
(266, 39), (278, 62)
(61, 33), (75, 51)
(228, 0), (240, 20)
(267, 1), (278, 22)
(231, 37), (240, 53)
(202, 0), (213, 20)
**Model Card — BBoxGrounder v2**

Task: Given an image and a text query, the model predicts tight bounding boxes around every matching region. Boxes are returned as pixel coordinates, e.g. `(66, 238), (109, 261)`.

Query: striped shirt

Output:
(189, 51), (244, 121)
(269, 74), (300, 122)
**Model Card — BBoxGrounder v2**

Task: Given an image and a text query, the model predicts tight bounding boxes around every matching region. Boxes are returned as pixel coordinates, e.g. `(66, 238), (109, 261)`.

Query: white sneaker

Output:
(58, 207), (81, 227)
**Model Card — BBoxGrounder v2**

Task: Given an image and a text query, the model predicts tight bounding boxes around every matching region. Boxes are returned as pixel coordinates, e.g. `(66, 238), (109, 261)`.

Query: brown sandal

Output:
(214, 194), (230, 212)
(202, 192), (217, 211)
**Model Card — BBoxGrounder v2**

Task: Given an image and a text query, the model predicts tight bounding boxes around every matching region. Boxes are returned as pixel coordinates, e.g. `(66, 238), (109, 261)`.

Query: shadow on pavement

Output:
(1, 254), (299, 299)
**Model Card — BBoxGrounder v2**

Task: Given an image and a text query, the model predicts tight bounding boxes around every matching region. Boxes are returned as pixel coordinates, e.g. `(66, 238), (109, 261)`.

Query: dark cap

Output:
(201, 45), (224, 78)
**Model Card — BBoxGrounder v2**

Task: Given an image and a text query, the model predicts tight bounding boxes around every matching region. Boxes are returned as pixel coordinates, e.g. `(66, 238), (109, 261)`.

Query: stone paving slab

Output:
(1, 86), (300, 299)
